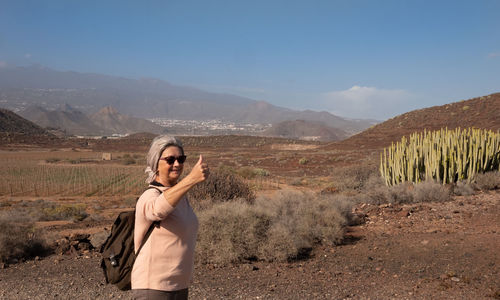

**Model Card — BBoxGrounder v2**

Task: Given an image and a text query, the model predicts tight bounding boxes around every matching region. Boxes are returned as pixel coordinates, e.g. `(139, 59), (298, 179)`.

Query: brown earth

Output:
(0, 190), (498, 299)
(331, 92), (500, 150)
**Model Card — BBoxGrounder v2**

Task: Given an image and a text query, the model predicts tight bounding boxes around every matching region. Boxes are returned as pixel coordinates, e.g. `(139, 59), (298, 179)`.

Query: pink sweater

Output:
(131, 185), (199, 291)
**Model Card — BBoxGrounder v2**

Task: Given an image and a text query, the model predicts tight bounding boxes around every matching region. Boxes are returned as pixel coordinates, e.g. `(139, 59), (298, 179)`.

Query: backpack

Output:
(100, 187), (161, 290)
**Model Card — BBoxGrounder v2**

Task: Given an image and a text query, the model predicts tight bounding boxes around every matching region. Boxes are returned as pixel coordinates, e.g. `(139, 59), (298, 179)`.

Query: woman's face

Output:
(156, 146), (184, 186)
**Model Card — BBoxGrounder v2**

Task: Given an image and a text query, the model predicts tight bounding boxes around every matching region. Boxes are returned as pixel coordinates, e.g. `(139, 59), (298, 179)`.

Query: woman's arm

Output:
(162, 155), (209, 207)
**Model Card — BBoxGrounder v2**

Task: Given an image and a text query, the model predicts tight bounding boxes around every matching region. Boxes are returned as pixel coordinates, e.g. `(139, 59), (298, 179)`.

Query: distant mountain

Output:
(0, 108), (49, 135)
(90, 106), (164, 135)
(0, 65), (374, 135)
(19, 105), (102, 136)
(18, 104), (164, 136)
(264, 120), (349, 142)
(336, 93), (500, 149)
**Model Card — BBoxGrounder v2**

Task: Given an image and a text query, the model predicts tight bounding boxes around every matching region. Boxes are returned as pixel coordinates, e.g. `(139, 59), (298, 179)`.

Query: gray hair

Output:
(145, 135), (184, 183)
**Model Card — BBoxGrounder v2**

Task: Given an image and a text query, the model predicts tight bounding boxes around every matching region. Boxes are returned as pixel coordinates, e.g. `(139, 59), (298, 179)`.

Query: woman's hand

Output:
(160, 155), (209, 207)
(188, 155), (210, 184)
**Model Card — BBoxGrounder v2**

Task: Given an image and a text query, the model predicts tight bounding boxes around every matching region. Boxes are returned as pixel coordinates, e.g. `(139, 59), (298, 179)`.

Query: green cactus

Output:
(380, 128), (500, 186)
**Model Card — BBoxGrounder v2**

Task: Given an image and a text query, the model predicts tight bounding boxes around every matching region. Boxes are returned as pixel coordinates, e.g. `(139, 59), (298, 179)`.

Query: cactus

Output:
(380, 128), (500, 186)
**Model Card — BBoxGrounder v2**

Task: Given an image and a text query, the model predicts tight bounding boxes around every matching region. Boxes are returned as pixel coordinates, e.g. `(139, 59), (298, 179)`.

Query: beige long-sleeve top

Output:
(131, 184), (199, 291)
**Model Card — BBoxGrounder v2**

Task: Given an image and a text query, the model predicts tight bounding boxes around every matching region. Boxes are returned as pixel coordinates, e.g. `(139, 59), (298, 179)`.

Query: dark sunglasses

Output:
(159, 155), (187, 164)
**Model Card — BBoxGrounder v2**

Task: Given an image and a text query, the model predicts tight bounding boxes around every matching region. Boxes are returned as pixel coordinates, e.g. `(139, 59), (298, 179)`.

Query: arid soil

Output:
(1, 190), (498, 300)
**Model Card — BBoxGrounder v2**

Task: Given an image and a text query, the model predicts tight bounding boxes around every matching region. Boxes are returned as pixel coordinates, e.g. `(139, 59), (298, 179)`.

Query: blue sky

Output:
(1, 0), (499, 120)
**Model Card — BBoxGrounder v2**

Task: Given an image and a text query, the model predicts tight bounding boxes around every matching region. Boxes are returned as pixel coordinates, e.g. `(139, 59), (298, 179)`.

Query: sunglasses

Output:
(159, 155), (187, 164)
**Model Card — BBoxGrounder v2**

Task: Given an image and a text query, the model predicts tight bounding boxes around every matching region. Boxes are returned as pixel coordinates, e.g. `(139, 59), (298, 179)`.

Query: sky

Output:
(1, 0), (499, 120)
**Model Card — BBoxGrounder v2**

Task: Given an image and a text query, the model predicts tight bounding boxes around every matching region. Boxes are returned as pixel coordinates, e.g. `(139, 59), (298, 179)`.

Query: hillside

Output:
(263, 119), (348, 141)
(89, 106), (165, 135)
(19, 105), (103, 136)
(0, 108), (48, 135)
(335, 93), (500, 149)
(18, 105), (165, 136)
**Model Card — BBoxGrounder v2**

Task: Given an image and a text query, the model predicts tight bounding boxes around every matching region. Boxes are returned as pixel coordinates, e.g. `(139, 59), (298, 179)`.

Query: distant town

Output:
(150, 118), (271, 136)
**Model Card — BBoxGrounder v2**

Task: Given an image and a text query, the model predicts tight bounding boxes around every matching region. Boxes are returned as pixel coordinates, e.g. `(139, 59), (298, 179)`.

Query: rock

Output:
(450, 277), (460, 282)
(397, 209), (410, 218)
(69, 233), (90, 241)
(348, 213), (367, 226)
(90, 231), (109, 249)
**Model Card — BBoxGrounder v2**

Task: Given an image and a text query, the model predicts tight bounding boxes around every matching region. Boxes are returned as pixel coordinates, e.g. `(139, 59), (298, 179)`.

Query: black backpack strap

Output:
(135, 186), (162, 256)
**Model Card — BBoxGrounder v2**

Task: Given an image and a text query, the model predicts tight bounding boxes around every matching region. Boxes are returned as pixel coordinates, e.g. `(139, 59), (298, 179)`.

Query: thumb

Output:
(197, 154), (203, 165)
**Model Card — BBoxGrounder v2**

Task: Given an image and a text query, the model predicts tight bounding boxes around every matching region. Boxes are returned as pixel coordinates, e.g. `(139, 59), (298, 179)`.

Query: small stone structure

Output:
(102, 153), (112, 161)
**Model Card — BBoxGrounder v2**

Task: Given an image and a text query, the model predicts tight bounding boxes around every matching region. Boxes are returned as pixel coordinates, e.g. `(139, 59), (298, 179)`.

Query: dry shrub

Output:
(236, 167), (269, 179)
(332, 165), (377, 192)
(7, 201), (89, 222)
(474, 171), (500, 190)
(413, 181), (451, 203)
(40, 203), (88, 221)
(0, 214), (50, 264)
(188, 169), (255, 206)
(196, 191), (351, 264)
(453, 181), (476, 196)
(387, 182), (415, 204)
(196, 200), (269, 264)
(362, 178), (452, 204)
(361, 175), (414, 204)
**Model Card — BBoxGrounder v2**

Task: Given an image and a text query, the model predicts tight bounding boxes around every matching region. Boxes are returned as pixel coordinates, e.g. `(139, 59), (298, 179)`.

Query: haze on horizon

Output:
(1, 0), (499, 121)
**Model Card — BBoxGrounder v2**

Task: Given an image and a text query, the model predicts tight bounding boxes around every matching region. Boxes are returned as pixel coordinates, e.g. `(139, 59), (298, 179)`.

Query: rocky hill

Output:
(0, 108), (48, 135)
(335, 92), (500, 149)
(18, 105), (164, 136)
(19, 105), (103, 136)
(89, 106), (164, 135)
(263, 119), (349, 141)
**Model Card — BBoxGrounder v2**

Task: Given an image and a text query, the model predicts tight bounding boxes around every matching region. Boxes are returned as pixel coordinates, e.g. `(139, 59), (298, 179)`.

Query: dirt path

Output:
(1, 191), (498, 299)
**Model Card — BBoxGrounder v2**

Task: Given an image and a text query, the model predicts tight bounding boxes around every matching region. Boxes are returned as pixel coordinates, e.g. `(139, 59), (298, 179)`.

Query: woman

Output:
(132, 135), (209, 300)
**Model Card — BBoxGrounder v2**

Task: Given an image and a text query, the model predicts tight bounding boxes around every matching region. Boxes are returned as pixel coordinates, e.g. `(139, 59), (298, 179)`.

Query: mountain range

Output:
(18, 104), (164, 136)
(0, 65), (375, 136)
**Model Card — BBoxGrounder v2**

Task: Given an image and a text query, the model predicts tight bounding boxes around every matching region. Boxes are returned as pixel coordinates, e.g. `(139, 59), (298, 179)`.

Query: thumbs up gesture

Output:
(189, 155), (210, 184)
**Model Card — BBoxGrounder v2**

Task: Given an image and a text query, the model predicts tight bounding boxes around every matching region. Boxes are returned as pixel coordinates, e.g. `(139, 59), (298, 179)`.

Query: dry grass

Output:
(196, 190), (351, 264)
(0, 214), (50, 264)
(3, 200), (88, 222)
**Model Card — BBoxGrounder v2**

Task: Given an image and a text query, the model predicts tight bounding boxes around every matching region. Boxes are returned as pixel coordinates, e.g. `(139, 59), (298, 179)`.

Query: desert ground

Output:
(0, 136), (499, 299)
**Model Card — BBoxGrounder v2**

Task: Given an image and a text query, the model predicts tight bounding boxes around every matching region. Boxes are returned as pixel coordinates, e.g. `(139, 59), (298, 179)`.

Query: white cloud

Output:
(322, 85), (418, 120)
(488, 52), (500, 58)
(24, 53), (32, 59)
